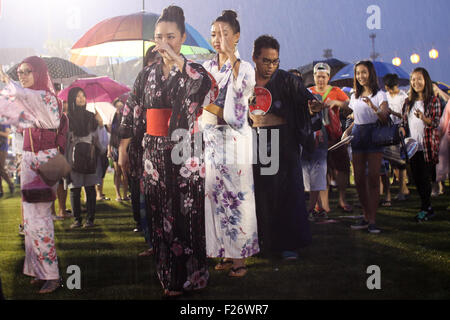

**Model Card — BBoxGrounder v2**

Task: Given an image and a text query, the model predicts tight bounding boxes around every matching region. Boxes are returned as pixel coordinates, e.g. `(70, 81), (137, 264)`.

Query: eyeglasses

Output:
(261, 58), (280, 66)
(17, 69), (33, 77)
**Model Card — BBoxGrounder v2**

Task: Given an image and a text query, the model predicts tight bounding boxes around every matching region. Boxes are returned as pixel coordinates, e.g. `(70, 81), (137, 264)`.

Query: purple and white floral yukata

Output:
(202, 52), (260, 259)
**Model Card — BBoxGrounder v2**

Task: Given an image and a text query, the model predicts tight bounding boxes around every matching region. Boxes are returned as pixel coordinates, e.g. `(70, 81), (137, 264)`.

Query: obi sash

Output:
(146, 108), (172, 137)
(23, 128), (58, 152)
(204, 77), (229, 120)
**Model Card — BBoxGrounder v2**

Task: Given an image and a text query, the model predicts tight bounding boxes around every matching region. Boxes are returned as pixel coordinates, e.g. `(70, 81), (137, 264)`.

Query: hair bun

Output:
(215, 9), (240, 33)
(221, 10), (238, 20)
(162, 5), (185, 22)
(158, 5), (186, 34)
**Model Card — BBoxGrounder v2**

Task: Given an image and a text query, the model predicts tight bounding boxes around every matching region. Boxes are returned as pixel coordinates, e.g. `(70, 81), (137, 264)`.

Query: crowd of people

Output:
(0, 5), (449, 298)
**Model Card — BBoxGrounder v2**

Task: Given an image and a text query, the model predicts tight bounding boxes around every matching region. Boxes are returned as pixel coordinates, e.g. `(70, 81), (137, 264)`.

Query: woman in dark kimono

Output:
(118, 5), (211, 297)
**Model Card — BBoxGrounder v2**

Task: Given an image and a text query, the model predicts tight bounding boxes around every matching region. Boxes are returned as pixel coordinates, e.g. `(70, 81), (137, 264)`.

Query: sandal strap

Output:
(231, 266), (247, 273)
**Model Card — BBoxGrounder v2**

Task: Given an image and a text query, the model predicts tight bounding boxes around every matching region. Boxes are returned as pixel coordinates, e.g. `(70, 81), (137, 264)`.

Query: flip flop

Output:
(338, 204), (353, 212)
(214, 259), (234, 270)
(380, 200), (392, 207)
(228, 266), (248, 278)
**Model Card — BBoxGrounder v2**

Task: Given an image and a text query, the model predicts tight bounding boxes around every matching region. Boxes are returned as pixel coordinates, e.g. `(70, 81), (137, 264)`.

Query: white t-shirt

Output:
(408, 101), (426, 151)
(387, 90), (408, 124)
(349, 90), (387, 125)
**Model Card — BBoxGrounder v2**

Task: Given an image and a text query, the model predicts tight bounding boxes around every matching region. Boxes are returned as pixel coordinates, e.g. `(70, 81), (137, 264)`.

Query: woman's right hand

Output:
(341, 122), (354, 140)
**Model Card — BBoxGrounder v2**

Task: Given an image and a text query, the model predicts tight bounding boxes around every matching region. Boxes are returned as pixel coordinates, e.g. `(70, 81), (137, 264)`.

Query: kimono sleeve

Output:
(182, 62), (212, 117)
(0, 81), (60, 129)
(119, 68), (148, 139)
(223, 60), (255, 133)
(167, 61), (212, 136)
(286, 72), (318, 152)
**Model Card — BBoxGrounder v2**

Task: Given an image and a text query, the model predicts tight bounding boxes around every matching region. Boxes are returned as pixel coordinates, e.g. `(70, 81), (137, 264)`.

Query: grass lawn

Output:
(0, 172), (449, 300)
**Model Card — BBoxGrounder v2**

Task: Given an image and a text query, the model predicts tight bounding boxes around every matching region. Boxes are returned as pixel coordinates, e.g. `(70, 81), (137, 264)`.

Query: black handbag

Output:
(72, 137), (97, 174)
(371, 119), (401, 147)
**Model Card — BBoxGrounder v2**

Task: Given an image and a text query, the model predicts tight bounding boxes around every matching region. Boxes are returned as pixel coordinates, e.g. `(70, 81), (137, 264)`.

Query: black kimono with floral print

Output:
(121, 56), (211, 292)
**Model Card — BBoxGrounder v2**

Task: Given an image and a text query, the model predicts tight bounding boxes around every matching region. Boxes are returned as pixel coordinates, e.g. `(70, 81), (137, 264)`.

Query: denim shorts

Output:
(351, 123), (383, 154)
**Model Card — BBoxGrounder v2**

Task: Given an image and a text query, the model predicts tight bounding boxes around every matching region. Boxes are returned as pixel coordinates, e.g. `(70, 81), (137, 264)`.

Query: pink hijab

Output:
(18, 56), (56, 95)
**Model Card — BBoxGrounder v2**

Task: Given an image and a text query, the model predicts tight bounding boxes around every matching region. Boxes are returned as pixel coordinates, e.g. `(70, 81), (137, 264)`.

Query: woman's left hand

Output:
(0, 65), (10, 84)
(362, 96), (375, 110)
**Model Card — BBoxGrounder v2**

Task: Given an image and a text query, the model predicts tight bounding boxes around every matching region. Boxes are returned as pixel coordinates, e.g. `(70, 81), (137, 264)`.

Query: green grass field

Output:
(1, 173), (449, 300)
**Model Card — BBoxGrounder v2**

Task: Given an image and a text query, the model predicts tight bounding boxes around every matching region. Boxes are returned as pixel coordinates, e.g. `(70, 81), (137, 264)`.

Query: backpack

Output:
(72, 136), (97, 174)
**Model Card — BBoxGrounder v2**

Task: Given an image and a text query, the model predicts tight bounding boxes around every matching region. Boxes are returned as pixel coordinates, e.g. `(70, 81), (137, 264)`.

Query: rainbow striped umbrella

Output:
(70, 11), (213, 67)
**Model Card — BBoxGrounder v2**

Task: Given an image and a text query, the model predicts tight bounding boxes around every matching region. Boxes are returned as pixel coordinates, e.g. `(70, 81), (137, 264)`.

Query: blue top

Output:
(0, 124), (10, 152)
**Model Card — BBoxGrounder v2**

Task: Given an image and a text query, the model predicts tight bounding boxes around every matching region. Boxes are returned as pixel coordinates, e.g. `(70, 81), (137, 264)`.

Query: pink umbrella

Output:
(58, 76), (130, 103)
(58, 76), (130, 125)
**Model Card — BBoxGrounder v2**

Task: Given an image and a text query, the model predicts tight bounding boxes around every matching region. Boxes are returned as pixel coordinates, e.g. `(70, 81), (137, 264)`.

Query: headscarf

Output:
(18, 56), (56, 95)
(67, 87), (97, 137)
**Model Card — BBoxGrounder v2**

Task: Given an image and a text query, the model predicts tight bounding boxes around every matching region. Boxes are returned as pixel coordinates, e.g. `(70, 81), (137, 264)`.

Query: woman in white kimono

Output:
(0, 57), (61, 293)
(202, 10), (259, 277)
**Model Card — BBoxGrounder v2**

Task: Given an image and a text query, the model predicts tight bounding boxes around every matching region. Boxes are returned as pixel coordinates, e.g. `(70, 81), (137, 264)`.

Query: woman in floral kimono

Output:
(202, 10), (259, 278)
(0, 57), (61, 294)
(118, 6), (211, 297)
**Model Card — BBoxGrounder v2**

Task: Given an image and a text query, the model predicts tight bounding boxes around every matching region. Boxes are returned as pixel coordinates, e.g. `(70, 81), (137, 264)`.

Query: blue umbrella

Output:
(185, 23), (214, 54)
(436, 81), (450, 94)
(330, 61), (410, 88)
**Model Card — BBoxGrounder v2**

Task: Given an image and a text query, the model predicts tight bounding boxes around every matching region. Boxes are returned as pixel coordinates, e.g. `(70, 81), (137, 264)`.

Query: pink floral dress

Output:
(0, 81), (60, 280)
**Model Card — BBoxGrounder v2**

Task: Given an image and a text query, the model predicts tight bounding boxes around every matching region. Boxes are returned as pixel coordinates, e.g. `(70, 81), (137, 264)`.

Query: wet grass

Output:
(0, 174), (449, 300)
